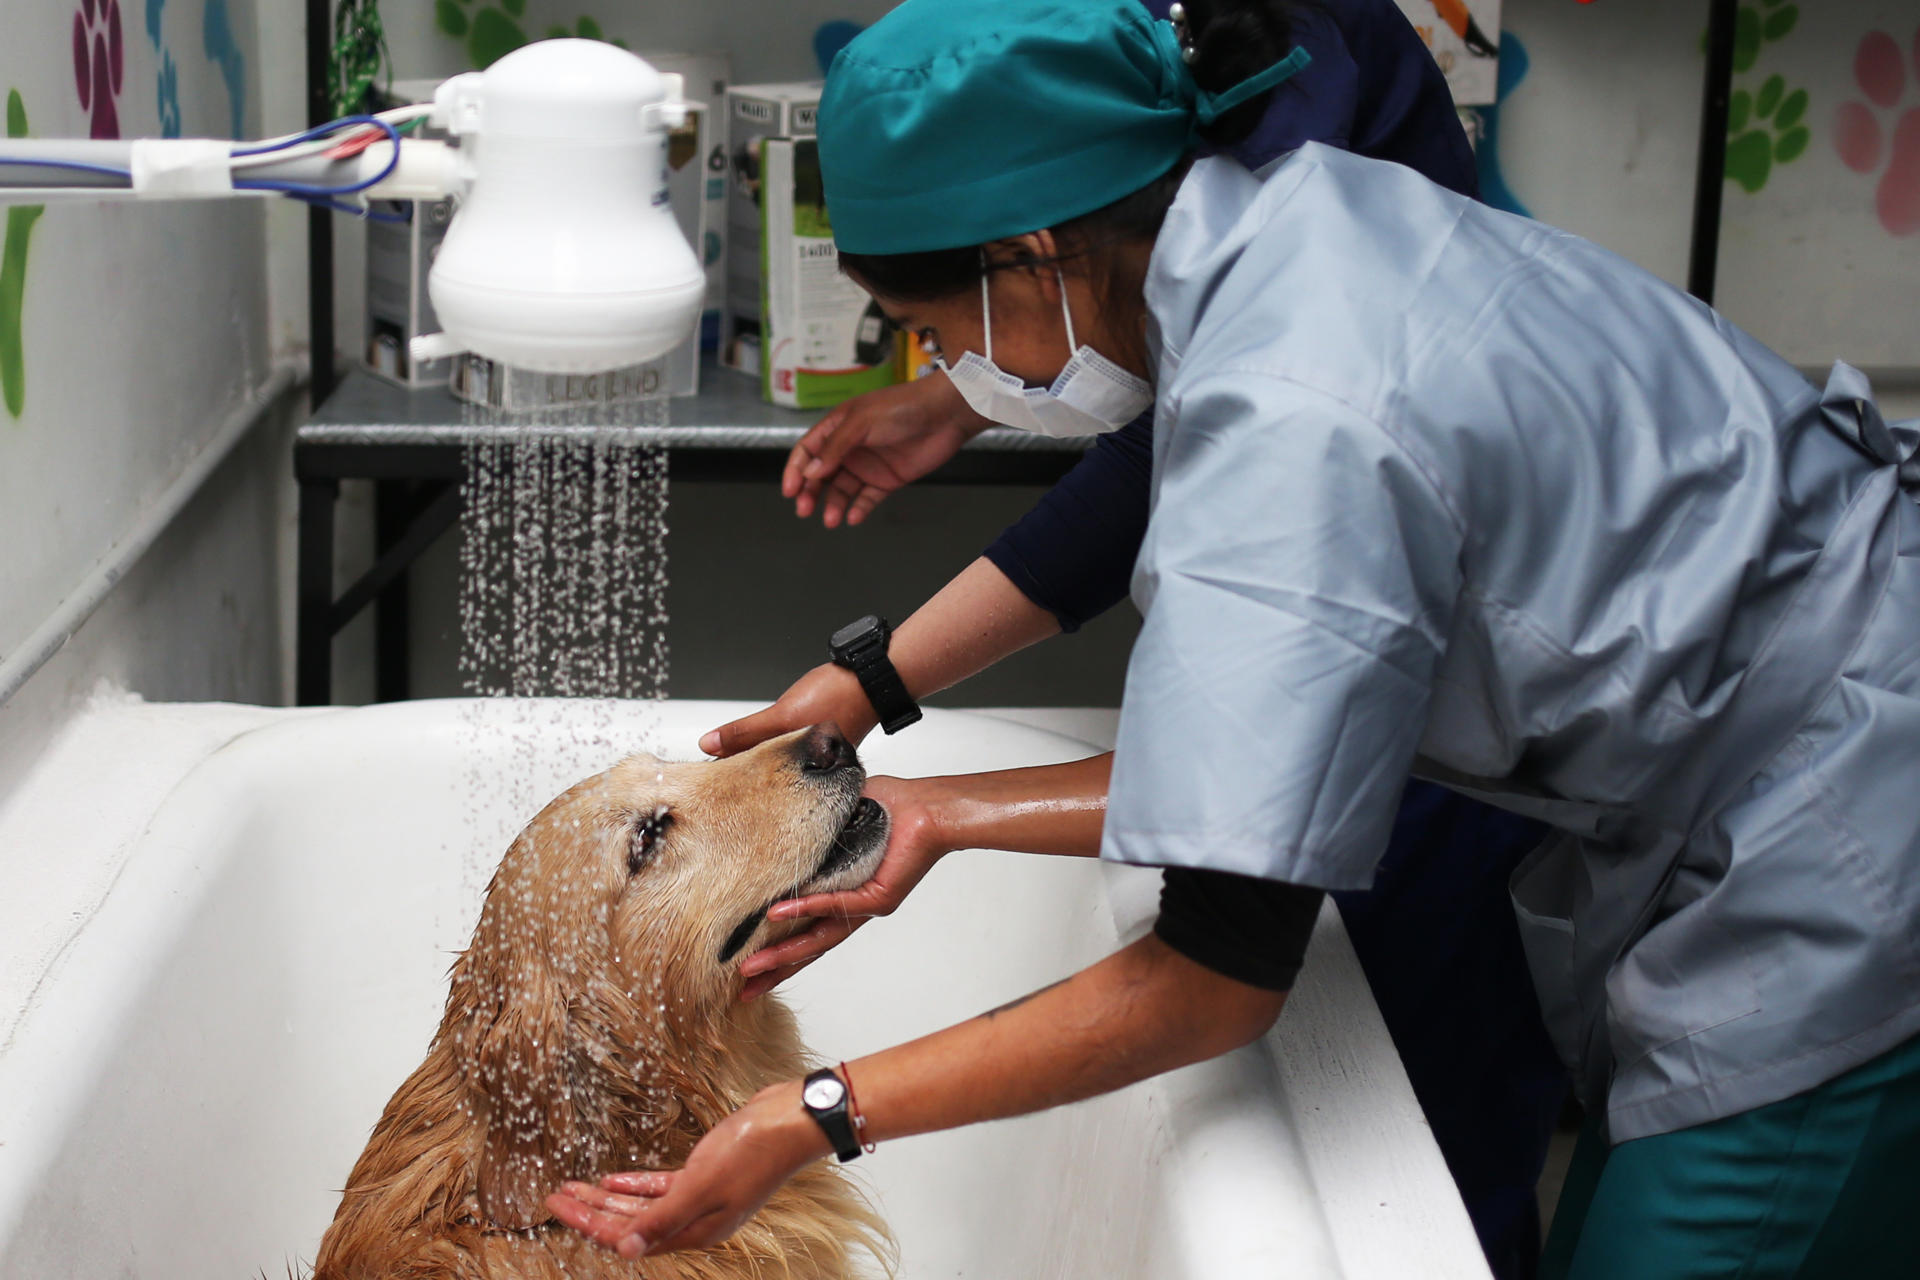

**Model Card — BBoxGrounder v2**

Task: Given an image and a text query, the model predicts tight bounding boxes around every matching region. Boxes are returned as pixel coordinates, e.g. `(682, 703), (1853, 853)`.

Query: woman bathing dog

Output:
(551, 1), (1920, 1276)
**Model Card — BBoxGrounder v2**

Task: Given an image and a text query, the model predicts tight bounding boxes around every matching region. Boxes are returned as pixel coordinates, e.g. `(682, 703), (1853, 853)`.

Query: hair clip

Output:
(1168, 3), (1197, 64)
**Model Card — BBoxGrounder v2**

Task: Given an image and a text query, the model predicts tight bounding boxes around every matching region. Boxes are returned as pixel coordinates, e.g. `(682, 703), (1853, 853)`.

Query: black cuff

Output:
(1154, 868), (1325, 993)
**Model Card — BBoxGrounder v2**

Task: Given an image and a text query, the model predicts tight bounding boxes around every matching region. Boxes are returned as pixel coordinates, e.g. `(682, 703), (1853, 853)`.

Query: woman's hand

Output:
(701, 663), (877, 758)
(545, 1084), (827, 1258)
(700, 558), (1067, 760)
(783, 375), (990, 528)
(738, 755), (1113, 1000)
(739, 775), (949, 1000)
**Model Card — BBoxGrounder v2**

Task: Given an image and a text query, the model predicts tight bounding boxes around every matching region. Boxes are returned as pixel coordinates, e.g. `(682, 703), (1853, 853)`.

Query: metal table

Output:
(294, 361), (1089, 705)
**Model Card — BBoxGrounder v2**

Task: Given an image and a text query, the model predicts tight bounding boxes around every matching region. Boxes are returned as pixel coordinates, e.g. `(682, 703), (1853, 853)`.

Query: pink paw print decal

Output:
(72, 0), (124, 141)
(1833, 28), (1920, 237)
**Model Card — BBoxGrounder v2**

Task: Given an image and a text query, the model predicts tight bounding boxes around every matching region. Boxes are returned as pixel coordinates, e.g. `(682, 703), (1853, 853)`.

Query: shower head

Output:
(0, 40), (707, 377)
(412, 40), (708, 374)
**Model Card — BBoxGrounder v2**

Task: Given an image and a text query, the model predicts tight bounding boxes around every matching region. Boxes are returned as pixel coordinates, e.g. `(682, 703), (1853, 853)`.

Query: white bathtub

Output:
(0, 698), (1486, 1279)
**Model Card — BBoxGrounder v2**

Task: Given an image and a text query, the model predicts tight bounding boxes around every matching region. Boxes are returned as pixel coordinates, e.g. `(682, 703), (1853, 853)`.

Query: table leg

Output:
(296, 475), (339, 706)
(374, 479), (411, 702)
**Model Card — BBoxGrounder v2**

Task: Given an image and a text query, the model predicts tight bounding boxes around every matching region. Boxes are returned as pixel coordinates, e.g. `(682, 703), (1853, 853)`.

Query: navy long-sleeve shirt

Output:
(984, 0), (1478, 629)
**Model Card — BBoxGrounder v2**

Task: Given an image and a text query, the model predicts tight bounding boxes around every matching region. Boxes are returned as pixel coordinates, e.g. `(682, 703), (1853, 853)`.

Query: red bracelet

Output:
(839, 1060), (877, 1154)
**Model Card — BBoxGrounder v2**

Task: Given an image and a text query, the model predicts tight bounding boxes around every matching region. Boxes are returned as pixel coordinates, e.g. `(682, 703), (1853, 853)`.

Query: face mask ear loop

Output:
(1056, 267), (1078, 353)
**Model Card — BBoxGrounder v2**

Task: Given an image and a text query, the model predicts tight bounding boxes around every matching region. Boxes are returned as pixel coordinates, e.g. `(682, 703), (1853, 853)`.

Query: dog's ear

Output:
(460, 962), (591, 1230)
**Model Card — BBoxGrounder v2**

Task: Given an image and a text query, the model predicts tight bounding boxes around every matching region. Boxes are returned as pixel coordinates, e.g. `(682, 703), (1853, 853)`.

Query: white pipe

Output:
(0, 365), (301, 708)
(0, 139), (462, 203)
(357, 140), (465, 200)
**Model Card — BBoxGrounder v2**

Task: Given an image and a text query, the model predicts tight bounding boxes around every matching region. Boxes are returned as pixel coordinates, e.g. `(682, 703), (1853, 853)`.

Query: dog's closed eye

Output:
(629, 807), (672, 874)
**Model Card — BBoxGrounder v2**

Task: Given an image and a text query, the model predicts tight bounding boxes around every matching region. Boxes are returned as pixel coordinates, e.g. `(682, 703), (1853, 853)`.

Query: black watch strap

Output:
(801, 1067), (862, 1163)
(829, 615), (922, 735)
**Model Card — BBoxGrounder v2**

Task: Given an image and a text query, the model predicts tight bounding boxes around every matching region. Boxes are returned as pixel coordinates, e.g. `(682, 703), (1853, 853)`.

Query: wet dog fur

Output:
(311, 725), (894, 1279)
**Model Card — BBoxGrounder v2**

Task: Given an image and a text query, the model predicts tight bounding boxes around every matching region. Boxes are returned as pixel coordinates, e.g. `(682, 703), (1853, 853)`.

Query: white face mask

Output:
(940, 267), (1152, 437)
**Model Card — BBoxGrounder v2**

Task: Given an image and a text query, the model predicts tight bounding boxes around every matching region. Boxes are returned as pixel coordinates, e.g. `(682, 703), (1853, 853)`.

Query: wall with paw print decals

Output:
(1708, 2), (1919, 369)
(1, 0), (286, 776)
(1453, 0), (1916, 372)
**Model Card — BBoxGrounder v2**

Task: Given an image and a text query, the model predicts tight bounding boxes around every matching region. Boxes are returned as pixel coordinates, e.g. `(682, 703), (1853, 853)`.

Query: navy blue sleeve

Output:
(982, 413), (1153, 631)
(987, 1), (1478, 628)
(1331, 0), (1480, 198)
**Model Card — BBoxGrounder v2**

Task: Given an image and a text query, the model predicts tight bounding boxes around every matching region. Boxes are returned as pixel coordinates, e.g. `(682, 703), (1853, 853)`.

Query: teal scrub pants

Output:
(1541, 1031), (1920, 1279)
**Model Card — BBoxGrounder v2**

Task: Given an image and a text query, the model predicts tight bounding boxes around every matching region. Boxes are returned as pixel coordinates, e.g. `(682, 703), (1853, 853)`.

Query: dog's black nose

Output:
(799, 723), (857, 773)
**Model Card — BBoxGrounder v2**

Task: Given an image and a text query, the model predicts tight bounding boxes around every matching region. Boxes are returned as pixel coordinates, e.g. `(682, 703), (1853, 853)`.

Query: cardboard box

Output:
(1392, 0), (1503, 106)
(365, 193), (458, 388)
(760, 137), (899, 409)
(642, 51), (731, 349)
(364, 79), (456, 388)
(901, 327), (940, 383)
(659, 98), (707, 395)
(721, 82), (821, 378)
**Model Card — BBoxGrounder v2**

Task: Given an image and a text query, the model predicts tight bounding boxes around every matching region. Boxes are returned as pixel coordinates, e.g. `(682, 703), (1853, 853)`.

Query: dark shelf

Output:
(301, 355), (1091, 457)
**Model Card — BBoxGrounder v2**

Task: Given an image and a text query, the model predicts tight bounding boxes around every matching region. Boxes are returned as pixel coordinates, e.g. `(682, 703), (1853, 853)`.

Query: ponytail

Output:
(1181, 0), (1316, 149)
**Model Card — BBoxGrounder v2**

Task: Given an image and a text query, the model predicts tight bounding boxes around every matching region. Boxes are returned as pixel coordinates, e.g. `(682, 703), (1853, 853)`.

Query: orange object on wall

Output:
(1430, 0), (1499, 57)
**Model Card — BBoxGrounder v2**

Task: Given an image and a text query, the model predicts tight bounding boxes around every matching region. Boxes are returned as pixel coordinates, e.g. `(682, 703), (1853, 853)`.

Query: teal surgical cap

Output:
(818, 0), (1310, 255)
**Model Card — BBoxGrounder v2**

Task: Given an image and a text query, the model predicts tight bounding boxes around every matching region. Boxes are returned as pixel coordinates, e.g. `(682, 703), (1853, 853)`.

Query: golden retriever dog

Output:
(312, 724), (895, 1280)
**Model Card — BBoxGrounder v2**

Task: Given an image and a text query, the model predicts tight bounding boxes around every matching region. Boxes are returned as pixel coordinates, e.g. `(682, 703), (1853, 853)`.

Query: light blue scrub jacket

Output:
(1105, 145), (1920, 1142)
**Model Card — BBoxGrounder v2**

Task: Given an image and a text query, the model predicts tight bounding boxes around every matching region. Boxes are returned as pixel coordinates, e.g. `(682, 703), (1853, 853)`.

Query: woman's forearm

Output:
(917, 752), (1113, 858)
(774, 935), (1285, 1147)
(553, 938), (1289, 1259)
(889, 557), (1063, 700)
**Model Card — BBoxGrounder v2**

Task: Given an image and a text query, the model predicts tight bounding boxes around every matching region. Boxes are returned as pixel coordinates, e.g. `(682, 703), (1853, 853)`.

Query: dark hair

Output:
(838, 0), (1312, 345)
(1186, 0), (1317, 150)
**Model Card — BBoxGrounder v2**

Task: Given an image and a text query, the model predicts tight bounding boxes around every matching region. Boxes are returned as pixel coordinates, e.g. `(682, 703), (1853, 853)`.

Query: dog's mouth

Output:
(806, 796), (887, 886)
(715, 796), (891, 967)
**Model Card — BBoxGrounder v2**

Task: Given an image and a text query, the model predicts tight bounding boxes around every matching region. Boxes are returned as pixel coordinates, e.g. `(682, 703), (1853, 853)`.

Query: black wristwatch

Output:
(829, 615), (922, 735)
(801, 1067), (862, 1162)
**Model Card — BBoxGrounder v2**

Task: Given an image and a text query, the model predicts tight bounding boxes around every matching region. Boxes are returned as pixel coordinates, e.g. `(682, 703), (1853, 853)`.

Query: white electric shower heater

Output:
(419, 40), (707, 373)
(0, 39), (707, 376)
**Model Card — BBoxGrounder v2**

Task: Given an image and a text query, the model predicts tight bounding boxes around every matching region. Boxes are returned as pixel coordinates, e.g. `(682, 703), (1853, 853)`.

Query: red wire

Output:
(325, 126), (384, 159)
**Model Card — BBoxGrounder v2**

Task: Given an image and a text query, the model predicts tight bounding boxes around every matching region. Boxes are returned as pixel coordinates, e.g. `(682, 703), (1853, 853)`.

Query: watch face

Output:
(830, 615), (884, 654)
(803, 1076), (846, 1111)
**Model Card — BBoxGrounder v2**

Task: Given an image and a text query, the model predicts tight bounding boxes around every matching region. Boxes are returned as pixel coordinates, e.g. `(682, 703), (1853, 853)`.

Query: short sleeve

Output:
(1103, 370), (1464, 890)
